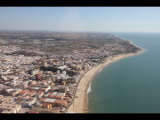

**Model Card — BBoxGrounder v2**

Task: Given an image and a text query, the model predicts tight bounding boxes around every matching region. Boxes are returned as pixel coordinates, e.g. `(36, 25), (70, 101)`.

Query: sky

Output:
(1, 7), (160, 33)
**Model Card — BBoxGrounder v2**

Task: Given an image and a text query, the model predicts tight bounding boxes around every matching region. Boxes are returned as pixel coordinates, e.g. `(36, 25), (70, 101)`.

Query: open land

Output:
(0, 31), (142, 113)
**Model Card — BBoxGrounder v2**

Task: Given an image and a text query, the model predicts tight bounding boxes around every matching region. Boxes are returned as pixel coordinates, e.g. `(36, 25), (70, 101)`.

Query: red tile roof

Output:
(39, 88), (47, 91)
(48, 92), (53, 94)
(30, 90), (37, 93)
(54, 100), (67, 104)
(22, 90), (29, 93)
(42, 103), (52, 106)
(48, 95), (63, 98)
(25, 87), (33, 89)
(28, 91), (36, 94)
(37, 91), (44, 94)
(39, 98), (46, 102)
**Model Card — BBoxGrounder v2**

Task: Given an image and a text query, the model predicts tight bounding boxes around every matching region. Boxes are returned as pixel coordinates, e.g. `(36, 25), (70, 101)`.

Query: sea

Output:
(88, 32), (160, 113)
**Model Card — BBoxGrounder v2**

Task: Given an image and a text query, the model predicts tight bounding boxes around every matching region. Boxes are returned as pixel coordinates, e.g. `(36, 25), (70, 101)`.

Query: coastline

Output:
(67, 48), (145, 113)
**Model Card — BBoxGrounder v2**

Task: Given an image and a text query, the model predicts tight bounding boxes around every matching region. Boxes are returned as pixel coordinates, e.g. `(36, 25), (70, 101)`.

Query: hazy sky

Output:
(1, 7), (160, 33)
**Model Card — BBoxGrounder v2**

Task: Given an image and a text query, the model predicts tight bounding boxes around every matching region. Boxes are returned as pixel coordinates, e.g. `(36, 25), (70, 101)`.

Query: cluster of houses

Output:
(0, 77), (72, 113)
(0, 49), (95, 113)
(0, 37), (129, 113)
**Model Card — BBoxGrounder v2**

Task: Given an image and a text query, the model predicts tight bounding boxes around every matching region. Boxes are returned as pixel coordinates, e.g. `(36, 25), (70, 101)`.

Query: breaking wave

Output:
(87, 82), (92, 94)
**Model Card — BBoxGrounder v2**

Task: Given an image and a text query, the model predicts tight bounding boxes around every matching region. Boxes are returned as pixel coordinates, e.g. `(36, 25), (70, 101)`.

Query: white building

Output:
(1, 76), (7, 81)
(31, 69), (39, 75)
(58, 65), (67, 70)
(0, 103), (22, 113)
(62, 71), (66, 76)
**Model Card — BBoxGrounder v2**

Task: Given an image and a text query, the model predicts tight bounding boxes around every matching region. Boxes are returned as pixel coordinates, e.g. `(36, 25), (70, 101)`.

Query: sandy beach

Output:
(67, 49), (144, 113)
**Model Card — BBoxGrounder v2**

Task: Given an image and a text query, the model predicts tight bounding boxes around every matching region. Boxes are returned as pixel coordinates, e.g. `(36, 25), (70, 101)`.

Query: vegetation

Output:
(5, 50), (42, 56)
(0, 31), (141, 55)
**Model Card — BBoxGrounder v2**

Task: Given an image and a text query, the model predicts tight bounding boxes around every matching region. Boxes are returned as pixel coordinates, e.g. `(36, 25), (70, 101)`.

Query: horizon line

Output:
(0, 29), (160, 34)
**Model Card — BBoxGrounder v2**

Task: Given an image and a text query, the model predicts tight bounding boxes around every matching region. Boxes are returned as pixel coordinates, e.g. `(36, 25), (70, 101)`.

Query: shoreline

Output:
(67, 48), (145, 113)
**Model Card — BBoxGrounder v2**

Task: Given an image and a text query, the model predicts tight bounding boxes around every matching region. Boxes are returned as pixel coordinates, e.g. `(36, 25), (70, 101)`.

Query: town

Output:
(0, 31), (141, 113)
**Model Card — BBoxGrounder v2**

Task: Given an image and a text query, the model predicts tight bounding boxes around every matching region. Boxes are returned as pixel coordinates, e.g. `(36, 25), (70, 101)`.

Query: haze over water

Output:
(88, 32), (160, 113)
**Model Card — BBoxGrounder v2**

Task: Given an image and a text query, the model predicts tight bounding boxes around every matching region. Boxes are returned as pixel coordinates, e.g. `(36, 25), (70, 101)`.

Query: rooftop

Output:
(39, 98), (56, 103)
(37, 91), (44, 94)
(47, 95), (63, 98)
(45, 98), (56, 103)
(54, 100), (67, 104)
(42, 103), (52, 106)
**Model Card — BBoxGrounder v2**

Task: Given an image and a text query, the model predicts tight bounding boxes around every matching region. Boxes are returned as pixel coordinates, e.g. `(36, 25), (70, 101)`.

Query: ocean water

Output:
(88, 32), (160, 113)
